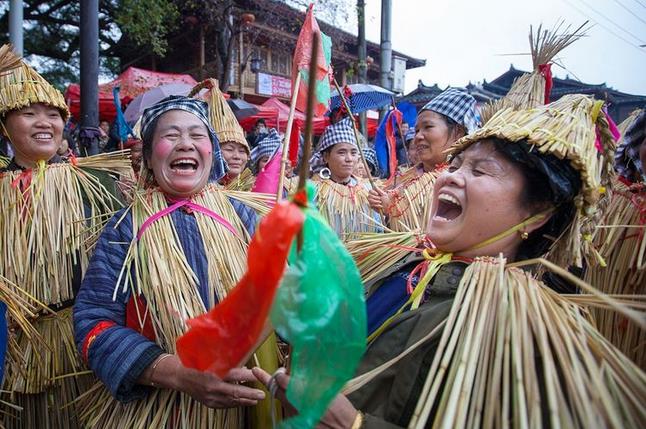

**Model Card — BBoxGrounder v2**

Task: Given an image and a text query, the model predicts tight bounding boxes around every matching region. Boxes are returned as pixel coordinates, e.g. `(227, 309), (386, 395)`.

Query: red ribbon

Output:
(538, 63), (553, 104)
(136, 198), (242, 241)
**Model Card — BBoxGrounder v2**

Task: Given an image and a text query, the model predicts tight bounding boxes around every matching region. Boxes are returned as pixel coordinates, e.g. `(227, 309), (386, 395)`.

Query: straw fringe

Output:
(76, 382), (242, 429)
(222, 168), (255, 192)
(584, 178), (646, 369)
(382, 168), (441, 232)
(402, 257), (646, 428)
(313, 177), (382, 240)
(0, 162), (121, 305)
(346, 231), (422, 286)
(78, 184), (251, 427)
(0, 308), (93, 429)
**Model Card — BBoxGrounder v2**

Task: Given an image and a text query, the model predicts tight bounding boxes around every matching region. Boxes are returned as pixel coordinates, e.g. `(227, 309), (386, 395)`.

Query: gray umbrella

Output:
(227, 98), (259, 120)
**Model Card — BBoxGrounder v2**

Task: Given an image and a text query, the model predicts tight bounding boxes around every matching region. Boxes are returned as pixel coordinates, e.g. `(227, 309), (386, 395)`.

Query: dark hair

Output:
(488, 138), (581, 261)
(255, 119), (266, 126)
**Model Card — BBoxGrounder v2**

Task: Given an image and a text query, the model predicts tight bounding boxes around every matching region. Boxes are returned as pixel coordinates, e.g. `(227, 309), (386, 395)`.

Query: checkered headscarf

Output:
(422, 88), (480, 133)
(140, 95), (226, 181)
(362, 146), (379, 176)
(250, 128), (282, 173)
(405, 128), (416, 142)
(615, 109), (646, 183)
(310, 117), (356, 173)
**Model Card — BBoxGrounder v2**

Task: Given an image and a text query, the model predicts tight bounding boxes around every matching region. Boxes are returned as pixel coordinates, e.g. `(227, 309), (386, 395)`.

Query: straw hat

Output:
(0, 44), (69, 120)
(192, 78), (249, 154)
(480, 22), (588, 123)
(451, 94), (616, 266)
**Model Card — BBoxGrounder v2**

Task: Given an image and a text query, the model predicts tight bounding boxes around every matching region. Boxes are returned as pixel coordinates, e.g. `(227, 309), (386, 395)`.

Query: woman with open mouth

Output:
(0, 46), (125, 428)
(310, 117), (383, 240)
(254, 95), (645, 428)
(368, 88), (480, 232)
(74, 95), (269, 428)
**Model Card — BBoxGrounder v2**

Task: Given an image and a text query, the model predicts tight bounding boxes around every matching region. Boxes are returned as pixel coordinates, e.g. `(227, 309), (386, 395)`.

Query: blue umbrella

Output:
(329, 83), (394, 114)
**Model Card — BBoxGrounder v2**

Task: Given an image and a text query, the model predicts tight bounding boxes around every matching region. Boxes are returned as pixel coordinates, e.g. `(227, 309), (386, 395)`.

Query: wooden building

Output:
(126, 0), (425, 105)
(400, 65), (645, 123)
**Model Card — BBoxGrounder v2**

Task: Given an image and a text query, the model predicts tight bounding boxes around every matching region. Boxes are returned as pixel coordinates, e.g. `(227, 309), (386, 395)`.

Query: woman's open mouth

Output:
(433, 193), (463, 222)
(170, 158), (199, 174)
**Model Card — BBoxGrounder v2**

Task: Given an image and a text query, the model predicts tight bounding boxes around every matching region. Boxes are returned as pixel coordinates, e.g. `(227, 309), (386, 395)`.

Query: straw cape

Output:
(222, 167), (256, 191)
(585, 177), (645, 369)
(0, 45), (129, 427)
(344, 256), (646, 428)
(313, 176), (383, 240)
(75, 183), (255, 429)
(380, 165), (446, 232)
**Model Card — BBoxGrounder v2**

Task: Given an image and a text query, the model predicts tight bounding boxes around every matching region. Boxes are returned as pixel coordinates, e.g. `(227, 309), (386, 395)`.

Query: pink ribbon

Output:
(136, 199), (242, 241)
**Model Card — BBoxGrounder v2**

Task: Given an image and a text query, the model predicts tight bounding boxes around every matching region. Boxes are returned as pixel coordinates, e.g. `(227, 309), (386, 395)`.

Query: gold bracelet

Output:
(351, 411), (364, 429)
(149, 353), (173, 387)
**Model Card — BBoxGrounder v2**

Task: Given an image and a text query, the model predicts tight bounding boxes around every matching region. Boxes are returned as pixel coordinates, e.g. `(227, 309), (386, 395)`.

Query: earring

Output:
(319, 167), (331, 180)
(520, 231), (529, 240)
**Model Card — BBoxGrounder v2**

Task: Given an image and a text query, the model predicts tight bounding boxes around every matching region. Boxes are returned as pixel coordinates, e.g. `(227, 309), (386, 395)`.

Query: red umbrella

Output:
(65, 67), (198, 122)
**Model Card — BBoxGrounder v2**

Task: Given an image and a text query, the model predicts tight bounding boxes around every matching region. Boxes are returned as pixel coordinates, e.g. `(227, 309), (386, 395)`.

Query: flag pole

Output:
(332, 78), (377, 190)
(284, 32), (319, 376)
(276, 72), (301, 201)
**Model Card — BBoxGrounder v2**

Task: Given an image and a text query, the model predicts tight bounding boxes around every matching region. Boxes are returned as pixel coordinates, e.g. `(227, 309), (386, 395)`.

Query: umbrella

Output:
(227, 98), (259, 120)
(330, 83), (394, 114)
(124, 83), (194, 124)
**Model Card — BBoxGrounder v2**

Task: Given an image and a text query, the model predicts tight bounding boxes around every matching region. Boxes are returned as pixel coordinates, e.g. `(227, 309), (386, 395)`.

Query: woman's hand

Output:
(252, 366), (359, 429)
(368, 187), (391, 212)
(141, 354), (265, 408)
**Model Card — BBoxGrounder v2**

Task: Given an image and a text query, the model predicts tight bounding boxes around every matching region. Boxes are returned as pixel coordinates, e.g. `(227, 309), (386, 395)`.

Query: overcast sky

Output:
(357, 0), (646, 95)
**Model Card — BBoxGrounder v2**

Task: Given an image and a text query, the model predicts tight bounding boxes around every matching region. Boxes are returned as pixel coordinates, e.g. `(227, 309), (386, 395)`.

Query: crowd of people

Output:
(0, 27), (645, 429)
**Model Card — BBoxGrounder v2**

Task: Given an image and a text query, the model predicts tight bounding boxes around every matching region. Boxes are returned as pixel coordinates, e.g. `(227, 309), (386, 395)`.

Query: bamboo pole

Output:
(276, 73), (302, 201)
(332, 78), (377, 189)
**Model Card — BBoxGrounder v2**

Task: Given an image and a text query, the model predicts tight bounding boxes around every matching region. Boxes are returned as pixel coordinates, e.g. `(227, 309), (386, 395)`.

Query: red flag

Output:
(176, 201), (304, 377)
(289, 122), (301, 168)
(292, 4), (331, 116)
(385, 109), (403, 180)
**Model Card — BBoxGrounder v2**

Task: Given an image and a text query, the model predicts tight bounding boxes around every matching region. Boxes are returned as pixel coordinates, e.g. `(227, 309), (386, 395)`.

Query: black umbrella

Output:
(227, 98), (259, 120)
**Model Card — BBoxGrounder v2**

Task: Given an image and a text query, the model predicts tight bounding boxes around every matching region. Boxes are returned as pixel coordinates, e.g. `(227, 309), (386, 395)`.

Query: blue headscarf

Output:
(140, 95), (226, 182)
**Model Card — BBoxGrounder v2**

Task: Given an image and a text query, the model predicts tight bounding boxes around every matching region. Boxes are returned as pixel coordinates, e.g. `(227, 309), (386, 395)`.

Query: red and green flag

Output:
(292, 4), (332, 117)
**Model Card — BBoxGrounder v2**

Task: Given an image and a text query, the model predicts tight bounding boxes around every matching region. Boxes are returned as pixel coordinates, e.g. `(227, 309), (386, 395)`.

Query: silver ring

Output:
(268, 368), (287, 398)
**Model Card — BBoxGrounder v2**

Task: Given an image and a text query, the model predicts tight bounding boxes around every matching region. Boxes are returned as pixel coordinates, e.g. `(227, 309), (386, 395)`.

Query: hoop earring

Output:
(319, 167), (331, 180)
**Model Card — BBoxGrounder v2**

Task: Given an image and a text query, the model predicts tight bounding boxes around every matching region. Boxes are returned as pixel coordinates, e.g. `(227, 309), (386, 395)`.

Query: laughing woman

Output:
(311, 117), (382, 239)
(255, 95), (646, 428)
(368, 88), (479, 231)
(73, 96), (265, 428)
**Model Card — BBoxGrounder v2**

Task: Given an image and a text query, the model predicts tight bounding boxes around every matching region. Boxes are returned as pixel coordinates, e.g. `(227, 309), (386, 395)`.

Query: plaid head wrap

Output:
(250, 128), (282, 173)
(310, 117), (357, 173)
(615, 109), (646, 183)
(362, 146), (379, 176)
(405, 128), (416, 142)
(422, 88), (480, 134)
(140, 95), (226, 182)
